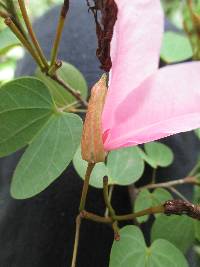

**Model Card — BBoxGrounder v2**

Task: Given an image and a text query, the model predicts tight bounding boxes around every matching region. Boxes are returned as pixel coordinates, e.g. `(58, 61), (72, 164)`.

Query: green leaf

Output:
(183, 1), (200, 59)
(151, 215), (195, 253)
(0, 77), (55, 157)
(195, 128), (200, 139)
(107, 146), (144, 186)
(11, 113), (82, 199)
(0, 28), (20, 55)
(194, 220), (200, 242)
(144, 142), (174, 168)
(36, 62), (88, 107)
(109, 225), (188, 267)
(148, 239), (188, 267)
(193, 186), (200, 241)
(73, 146), (108, 188)
(134, 188), (172, 223)
(161, 31), (193, 63)
(136, 147), (157, 168)
(161, 0), (183, 29)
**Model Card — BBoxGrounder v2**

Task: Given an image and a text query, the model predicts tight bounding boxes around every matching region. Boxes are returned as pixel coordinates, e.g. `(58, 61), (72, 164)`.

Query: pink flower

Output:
(102, 0), (200, 151)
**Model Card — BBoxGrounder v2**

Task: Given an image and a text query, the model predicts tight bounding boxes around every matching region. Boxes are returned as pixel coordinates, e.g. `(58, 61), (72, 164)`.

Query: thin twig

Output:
(81, 210), (112, 224)
(50, 0), (69, 67)
(58, 101), (79, 112)
(0, 1), (7, 11)
(79, 163), (95, 212)
(4, 17), (44, 69)
(48, 59), (62, 75)
(81, 199), (200, 223)
(103, 176), (115, 217)
(71, 215), (81, 267)
(71, 163), (95, 267)
(81, 206), (165, 223)
(50, 74), (88, 108)
(169, 187), (189, 202)
(103, 177), (120, 240)
(139, 176), (199, 191)
(105, 185), (114, 217)
(151, 168), (157, 184)
(0, 9), (9, 18)
(68, 108), (87, 113)
(18, 0), (49, 70)
(189, 161), (200, 176)
(114, 205), (165, 221)
(112, 221), (120, 241)
(5, 0), (27, 39)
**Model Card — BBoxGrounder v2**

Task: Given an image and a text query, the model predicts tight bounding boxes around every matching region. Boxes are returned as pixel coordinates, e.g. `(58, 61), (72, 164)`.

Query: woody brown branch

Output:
(164, 199), (200, 220)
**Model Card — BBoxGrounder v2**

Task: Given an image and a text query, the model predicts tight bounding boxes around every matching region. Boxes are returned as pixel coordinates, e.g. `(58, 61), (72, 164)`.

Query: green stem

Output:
(79, 163), (95, 212)
(0, 9), (9, 18)
(0, 1), (7, 10)
(50, 0), (69, 67)
(189, 161), (200, 176)
(103, 176), (115, 217)
(103, 176), (120, 240)
(105, 185), (114, 217)
(103, 177), (120, 239)
(71, 162), (95, 267)
(168, 187), (189, 202)
(5, 0), (27, 39)
(112, 221), (120, 241)
(81, 205), (165, 223)
(68, 108), (87, 113)
(151, 168), (157, 184)
(81, 210), (112, 223)
(71, 215), (81, 267)
(18, 0), (49, 70)
(114, 205), (165, 221)
(48, 60), (62, 75)
(4, 17), (44, 69)
(139, 176), (199, 191)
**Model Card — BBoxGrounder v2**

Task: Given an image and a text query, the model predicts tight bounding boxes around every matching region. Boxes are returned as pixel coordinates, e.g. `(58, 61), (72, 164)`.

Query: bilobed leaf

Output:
(0, 28), (20, 55)
(107, 146), (144, 186)
(149, 239), (188, 267)
(36, 62), (88, 107)
(144, 141), (174, 168)
(134, 188), (172, 223)
(0, 77), (55, 157)
(161, 31), (192, 63)
(11, 113), (82, 199)
(151, 215), (195, 253)
(109, 225), (188, 267)
(110, 226), (146, 267)
(136, 146), (157, 168)
(73, 146), (108, 188)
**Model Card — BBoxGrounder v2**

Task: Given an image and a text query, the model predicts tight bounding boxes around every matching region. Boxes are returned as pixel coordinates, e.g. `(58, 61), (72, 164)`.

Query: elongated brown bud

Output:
(81, 74), (107, 163)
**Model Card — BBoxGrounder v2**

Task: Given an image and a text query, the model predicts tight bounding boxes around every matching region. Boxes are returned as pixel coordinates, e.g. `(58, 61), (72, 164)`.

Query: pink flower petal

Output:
(103, 62), (200, 151)
(102, 0), (164, 131)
